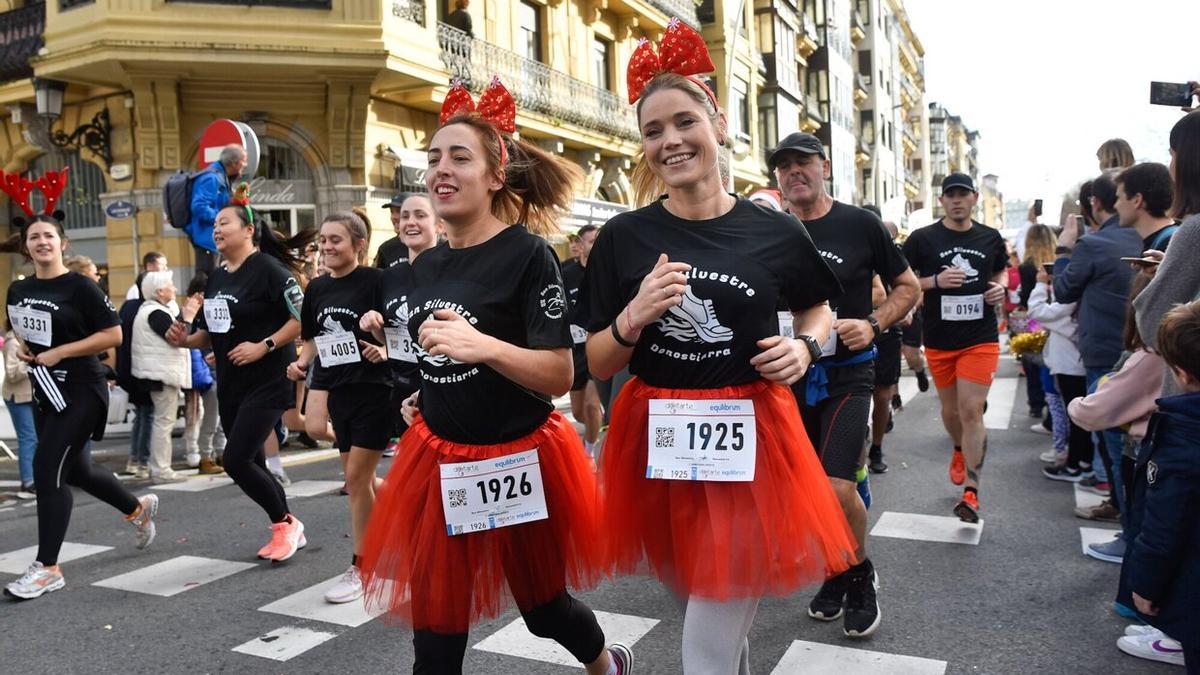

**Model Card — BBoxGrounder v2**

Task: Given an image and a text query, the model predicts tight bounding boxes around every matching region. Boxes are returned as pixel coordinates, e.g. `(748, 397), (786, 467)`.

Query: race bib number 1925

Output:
(647, 399), (756, 481)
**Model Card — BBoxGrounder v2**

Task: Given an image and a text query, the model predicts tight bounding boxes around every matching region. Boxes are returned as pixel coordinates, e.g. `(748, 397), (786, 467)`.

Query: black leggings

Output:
(411, 591), (605, 674)
(1054, 374), (1094, 469)
(219, 400), (289, 523)
(800, 391), (873, 481)
(34, 383), (140, 566)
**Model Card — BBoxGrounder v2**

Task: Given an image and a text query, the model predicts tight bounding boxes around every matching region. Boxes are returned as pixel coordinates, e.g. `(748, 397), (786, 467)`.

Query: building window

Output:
(758, 93), (777, 157)
(517, 1), (542, 63)
(592, 37), (611, 91)
(25, 150), (104, 231)
(731, 76), (750, 139)
(858, 50), (872, 84)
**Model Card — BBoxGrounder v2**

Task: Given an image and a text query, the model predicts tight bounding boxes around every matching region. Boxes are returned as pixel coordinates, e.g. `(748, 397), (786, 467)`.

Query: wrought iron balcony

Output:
(438, 23), (639, 142)
(646, 0), (700, 28)
(392, 0), (425, 26)
(0, 1), (44, 83)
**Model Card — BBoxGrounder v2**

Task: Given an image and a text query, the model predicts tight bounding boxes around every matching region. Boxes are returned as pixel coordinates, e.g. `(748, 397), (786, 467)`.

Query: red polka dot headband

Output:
(627, 18), (717, 108)
(439, 76), (517, 166)
(0, 167), (69, 219)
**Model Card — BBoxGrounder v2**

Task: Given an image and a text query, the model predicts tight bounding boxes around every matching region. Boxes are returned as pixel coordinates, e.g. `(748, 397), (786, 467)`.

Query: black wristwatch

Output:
(798, 334), (823, 362)
(866, 315), (882, 339)
(263, 337), (276, 352)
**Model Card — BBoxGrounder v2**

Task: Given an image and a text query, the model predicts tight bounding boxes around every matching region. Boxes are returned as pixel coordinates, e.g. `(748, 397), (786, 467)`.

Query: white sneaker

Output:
(324, 565), (364, 604)
(122, 459), (140, 476)
(150, 470), (187, 484)
(1117, 632), (1186, 666)
(4, 562), (65, 600)
(185, 453), (201, 469)
(15, 483), (35, 500)
(1030, 423), (1052, 435)
(135, 464), (150, 479)
(270, 469), (291, 487)
(1124, 624), (1162, 637)
(1039, 449), (1065, 463)
(130, 494), (159, 549)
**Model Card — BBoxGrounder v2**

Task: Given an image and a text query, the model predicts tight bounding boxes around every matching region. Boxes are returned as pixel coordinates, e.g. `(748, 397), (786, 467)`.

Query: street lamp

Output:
(31, 77), (113, 170)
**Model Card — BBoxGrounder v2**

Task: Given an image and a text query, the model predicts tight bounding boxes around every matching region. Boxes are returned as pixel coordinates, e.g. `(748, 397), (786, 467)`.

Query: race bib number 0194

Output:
(384, 326), (417, 363)
(941, 294), (984, 321)
(8, 304), (52, 347)
(440, 449), (549, 536)
(203, 299), (232, 334)
(647, 399), (756, 482)
(315, 332), (361, 367)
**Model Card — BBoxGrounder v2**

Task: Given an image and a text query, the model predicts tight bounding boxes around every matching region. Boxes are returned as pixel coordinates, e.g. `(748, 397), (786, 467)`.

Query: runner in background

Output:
(902, 173), (1009, 523)
(560, 224), (604, 458)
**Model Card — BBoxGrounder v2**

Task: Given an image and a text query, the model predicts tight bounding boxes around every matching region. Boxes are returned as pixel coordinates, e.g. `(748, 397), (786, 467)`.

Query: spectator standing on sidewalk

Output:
(116, 271), (153, 478)
(131, 271), (192, 484)
(3, 321), (37, 499)
(186, 145), (246, 275)
(125, 251), (166, 301)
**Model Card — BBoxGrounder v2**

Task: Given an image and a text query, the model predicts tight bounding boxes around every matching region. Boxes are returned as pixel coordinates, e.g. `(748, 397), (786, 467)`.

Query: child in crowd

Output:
(1116, 300), (1200, 672)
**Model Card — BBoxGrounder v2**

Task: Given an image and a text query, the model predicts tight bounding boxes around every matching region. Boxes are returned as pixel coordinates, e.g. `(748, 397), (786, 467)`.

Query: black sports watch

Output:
(798, 334), (823, 363)
(866, 315), (882, 339)
(263, 337), (276, 352)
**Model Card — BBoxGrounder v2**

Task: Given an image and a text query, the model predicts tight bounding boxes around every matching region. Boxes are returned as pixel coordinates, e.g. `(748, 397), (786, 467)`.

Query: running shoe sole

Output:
(807, 606), (844, 621)
(4, 576), (65, 600)
(324, 586), (364, 604)
(954, 499), (979, 524)
(135, 494), (159, 550)
(1084, 546), (1123, 564)
(843, 571), (881, 639)
(259, 533), (307, 560)
(1042, 468), (1083, 482)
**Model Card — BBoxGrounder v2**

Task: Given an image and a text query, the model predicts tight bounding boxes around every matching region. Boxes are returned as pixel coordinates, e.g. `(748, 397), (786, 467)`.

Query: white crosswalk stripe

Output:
(1079, 526), (1121, 556)
(472, 610), (659, 666)
(1074, 484), (1106, 510)
(984, 377), (1018, 430)
(0, 542), (113, 574)
(232, 625), (340, 662)
(92, 555), (256, 597)
(284, 480), (344, 498)
(257, 574), (383, 628)
(772, 640), (947, 674)
(870, 511), (983, 545)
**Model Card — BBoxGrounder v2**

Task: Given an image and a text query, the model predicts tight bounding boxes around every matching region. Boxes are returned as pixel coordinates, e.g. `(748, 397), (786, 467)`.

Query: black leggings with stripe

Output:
(34, 382), (140, 566)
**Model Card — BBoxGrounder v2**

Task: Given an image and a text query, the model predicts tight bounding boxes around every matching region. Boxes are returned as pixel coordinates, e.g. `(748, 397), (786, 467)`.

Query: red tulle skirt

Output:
(359, 411), (605, 633)
(601, 377), (855, 600)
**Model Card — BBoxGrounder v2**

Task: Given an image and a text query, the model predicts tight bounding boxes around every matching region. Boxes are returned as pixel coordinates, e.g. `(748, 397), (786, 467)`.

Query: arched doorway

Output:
(248, 137), (317, 236)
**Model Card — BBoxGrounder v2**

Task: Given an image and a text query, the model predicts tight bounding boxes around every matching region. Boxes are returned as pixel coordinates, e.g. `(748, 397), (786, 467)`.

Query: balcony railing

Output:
(438, 23), (639, 142)
(164, 0), (330, 7)
(646, 0), (700, 28)
(0, 1), (44, 83)
(392, 0), (425, 26)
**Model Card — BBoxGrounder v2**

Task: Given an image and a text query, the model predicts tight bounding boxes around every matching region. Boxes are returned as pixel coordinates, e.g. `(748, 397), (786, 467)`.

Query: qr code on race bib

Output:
(654, 427), (675, 448)
(447, 488), (467, 508)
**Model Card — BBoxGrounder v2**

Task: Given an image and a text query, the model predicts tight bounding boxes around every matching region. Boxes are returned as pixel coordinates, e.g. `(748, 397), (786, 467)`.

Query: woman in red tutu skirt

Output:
(582, 20), (857, 673)
(358, 78), (633, 675)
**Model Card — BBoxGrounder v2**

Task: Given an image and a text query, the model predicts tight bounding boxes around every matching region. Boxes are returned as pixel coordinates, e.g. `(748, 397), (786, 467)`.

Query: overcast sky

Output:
(905, 0), (1198, 217)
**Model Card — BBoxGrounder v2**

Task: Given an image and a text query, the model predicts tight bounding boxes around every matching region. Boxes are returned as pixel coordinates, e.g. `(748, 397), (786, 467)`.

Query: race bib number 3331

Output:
(647, 399), (756, 481)
(440, 449), (549, 536)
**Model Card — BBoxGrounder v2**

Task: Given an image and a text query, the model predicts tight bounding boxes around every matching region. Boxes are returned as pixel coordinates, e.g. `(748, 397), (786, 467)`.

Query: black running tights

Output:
(34, 385), (140, 566)
(219, 404), (289, 523)
(1054, 374), (1094, 470)
(411, 591), (605, 674)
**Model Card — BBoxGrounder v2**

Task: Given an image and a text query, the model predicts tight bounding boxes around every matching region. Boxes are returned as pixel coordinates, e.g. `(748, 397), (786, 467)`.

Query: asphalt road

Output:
(0, 359), (1178, 674)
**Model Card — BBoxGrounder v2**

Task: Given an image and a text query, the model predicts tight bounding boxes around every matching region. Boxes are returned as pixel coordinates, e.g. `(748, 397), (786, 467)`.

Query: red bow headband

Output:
(440, 77), (517, 166)
(0, 167), (69, 218)
(627, 18), (717, 105)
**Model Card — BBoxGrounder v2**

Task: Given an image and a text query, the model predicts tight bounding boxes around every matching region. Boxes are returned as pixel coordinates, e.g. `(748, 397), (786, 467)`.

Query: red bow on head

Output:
(0, 170), (36, 217)
(439, 76), (517, 133)
(627, 17), (716, 104)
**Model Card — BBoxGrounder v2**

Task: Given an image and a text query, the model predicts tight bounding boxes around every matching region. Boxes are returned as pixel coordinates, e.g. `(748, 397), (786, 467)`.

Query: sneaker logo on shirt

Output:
(1147, 460), (1158, 485)
(655, 285), (734, 345)
(950, 254), (979, 279)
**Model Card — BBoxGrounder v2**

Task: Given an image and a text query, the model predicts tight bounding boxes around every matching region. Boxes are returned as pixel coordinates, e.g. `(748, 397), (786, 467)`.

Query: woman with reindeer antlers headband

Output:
(583, 19), (856, 672)
(358, 78), (633, 675)
(2, 168), (160, 601)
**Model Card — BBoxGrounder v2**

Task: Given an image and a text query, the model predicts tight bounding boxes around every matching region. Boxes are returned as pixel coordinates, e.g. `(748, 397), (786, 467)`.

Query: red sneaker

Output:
(949, 449), (966, 485)
(955, 491), (980, 523)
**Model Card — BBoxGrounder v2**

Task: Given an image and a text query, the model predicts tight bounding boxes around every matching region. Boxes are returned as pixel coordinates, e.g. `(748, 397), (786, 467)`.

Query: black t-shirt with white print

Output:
(300, 265), (391, 391)
(584, 198), (842, 389)
(6, 271), (119, 384)
(378, 260), (421, 395)
(409, 225), (573, 445)
(194, 252), (300, 406)
(560, 258), (589, 369)
(902, 220), (1008, 351)
(374, 236), (408, 269)
(795, 201), (910, 360)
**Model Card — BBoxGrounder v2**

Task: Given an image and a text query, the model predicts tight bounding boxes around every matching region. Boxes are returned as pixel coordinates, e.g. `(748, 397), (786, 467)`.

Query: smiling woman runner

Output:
(583, 20), (855, 674)
(2, 170), (158, 600)
(358, 79), (631, 675)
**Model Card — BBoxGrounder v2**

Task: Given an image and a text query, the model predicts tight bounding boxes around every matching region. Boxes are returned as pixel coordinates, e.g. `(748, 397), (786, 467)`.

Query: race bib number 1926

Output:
(440, 449), (548, 536)
(7, 304), (51, 347)
(647, 399), (756, 481)
(941, 294), (984, 321)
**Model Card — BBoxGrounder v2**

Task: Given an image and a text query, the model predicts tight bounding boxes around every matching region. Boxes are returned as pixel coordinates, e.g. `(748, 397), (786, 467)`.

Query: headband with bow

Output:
(439, 77), (517, 166)
(229, 181), (255, 224)
(626, 18), (717, 105)
(0, 167), (70, 221)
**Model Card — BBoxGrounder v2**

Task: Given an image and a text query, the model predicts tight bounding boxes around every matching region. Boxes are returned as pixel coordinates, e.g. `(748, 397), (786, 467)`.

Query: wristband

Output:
(610, 319), (636, 348)
(932, 273), (939, 289)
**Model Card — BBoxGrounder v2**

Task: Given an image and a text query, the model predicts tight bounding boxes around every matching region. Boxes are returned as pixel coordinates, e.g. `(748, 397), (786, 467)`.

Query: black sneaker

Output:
(296, 432), (320, 449)
(868, 456), (888, 474)
(915, 370), (929, 392)
(807, 572), (847, 621)
(843, 560), (880, 638)
(1042, 464), (1084, 482)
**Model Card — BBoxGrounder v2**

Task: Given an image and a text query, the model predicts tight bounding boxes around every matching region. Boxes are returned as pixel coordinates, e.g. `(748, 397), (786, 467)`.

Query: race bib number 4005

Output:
(8, 304), (52, 347)
(439, 449), (549, 536)
(941, 294), (984, 321)
(315, 332), (361, 367)
(647, 399), (756, 481)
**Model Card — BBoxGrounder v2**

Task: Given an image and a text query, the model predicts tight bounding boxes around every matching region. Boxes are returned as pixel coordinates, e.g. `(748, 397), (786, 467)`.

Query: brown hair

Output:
(630, 73), (729, 207)
(1097, 138), (1134, 170)
(1122, 271), (1154, 352)
(1157, 299), (1200, 382)
(1169, 111), (1200, 219)
(324, 210), (372, 265)
(1022, 224), (1057, 267)
(0, 215), (68, 260)
(439, 115), (582, 237)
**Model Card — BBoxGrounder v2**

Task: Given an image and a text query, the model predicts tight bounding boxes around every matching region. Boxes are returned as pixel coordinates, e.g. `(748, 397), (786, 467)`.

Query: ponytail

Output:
(348, 207), (374, 264)
(226, 204), (317, 277)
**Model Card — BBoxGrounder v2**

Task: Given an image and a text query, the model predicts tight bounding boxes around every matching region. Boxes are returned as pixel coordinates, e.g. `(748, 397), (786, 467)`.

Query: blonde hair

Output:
(1097, 138), (1134, 170)
(1022, 224), (1057, 267)
(630, 73), (729, 207)
(65, 255), (94, 274)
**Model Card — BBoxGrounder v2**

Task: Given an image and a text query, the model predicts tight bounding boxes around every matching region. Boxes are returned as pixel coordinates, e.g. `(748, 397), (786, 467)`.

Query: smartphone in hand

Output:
(1042, 263), (1055, 275)
(1151, 81), (1194, 107)
(1119, 256), (1162, 268)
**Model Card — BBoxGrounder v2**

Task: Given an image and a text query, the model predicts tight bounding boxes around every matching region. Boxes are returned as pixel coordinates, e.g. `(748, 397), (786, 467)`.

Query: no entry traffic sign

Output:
(197, 119), (261, 178)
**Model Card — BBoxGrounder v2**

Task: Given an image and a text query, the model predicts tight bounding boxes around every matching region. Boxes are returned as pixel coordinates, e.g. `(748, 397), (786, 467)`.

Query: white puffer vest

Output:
(132, 298), (192, 389)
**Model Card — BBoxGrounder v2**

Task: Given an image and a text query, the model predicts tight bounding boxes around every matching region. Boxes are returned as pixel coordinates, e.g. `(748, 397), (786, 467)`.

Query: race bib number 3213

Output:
(647, 398), (756, 481)
(439, 449), (549, 536)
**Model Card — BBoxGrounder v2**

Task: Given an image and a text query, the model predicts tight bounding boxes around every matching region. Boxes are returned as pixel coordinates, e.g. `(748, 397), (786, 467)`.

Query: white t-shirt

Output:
(125, 283), (140, 301)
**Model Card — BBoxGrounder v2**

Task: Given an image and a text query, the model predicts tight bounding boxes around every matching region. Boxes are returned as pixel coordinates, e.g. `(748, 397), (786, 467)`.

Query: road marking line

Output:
(1080, 527), (1120, 556)
(771, 640), (947, 674)
(284, 480), (344, 499)
(472, 610), (659, 667)
(0, 542), (113, 574)
(1074, 485), (1106, 510)
(258, 575), (383, 627)
(984, 377), (1018, 430)
(895, 375), (921, 408)
(92, 555), (256, 597)
(152, 475), (237, 492)
(870, 511), (983, 545)
(281, 449), (341, 467)
(232, 625), (340, 662)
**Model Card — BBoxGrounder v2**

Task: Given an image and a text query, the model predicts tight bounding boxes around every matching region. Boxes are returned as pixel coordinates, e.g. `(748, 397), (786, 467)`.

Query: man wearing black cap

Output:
(374, 194), (412, 269)
(902, 173), (1009, 524)
(771, 131), (919, 640)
